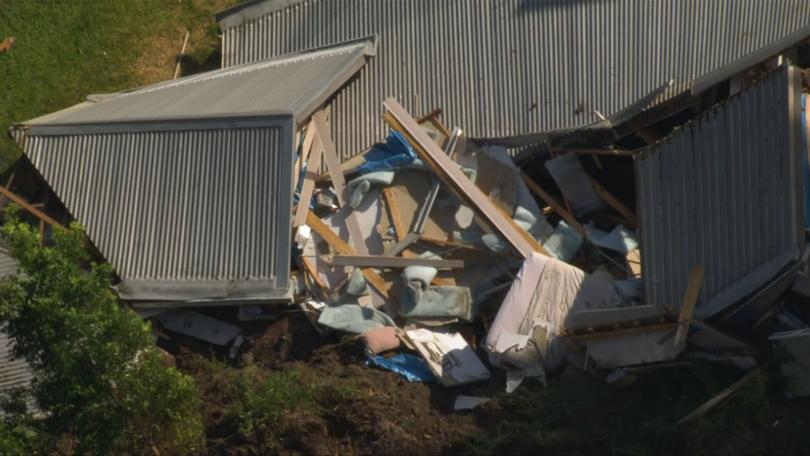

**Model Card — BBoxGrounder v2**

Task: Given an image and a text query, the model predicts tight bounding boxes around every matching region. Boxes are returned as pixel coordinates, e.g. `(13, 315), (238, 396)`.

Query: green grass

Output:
(0, 0), (238, 171)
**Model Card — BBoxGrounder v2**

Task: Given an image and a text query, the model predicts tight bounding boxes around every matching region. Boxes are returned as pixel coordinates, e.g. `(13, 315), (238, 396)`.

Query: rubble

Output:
(271, 61), (807, 399)
(2, 6), (810, 426)
(770, 329), (810, 397)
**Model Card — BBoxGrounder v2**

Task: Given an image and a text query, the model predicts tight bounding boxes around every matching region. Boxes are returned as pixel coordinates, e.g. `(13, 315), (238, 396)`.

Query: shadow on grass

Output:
(450, 363), (810, 455)
(177, 48), (222, 77)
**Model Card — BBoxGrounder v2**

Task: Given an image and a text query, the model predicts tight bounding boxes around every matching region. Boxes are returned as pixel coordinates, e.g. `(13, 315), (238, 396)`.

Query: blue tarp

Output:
(366, 353), (436, 383)
(356, 131), (417, 174)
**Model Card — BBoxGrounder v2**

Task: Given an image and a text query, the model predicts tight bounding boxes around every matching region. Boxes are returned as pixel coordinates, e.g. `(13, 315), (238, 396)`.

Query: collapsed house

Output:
(9, 38), (377, 308)
(2, 0), (810, 402)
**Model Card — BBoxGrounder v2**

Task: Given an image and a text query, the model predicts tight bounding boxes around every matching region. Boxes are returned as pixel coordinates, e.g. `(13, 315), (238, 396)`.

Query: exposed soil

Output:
(173, 312), (486, 455)
(168, 307), (810, 456)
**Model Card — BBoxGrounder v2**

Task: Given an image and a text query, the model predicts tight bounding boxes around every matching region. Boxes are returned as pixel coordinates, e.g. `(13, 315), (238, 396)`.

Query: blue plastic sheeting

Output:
(802, 94), (810, 227)
(356, 131), (417, 174)
(366, 353), (436, 383)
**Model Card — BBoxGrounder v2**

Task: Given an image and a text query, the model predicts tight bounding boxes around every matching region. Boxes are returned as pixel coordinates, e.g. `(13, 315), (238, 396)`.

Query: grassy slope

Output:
(0, 0), (238, 171)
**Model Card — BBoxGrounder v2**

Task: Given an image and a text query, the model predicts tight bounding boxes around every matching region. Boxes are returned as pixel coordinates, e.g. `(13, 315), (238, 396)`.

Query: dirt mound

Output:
(174, 314), (483, 455)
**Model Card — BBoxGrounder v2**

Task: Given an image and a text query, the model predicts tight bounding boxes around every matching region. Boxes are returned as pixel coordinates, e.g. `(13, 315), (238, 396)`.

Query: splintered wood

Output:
(305, 212), (390, 300)
(312, 111), (369, 256)
(0, 185), (61, 228)
(383, 98), (549, 259)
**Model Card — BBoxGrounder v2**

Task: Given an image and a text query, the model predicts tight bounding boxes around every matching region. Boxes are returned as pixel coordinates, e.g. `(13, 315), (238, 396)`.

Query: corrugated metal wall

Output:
(221, 0), (810, 160)
(0, 251), (33, 395)
(0, 251), (16, 278)
(24, 125), (293, 294)
(636, 65), (804, 319)
(0, 331), (32, 394)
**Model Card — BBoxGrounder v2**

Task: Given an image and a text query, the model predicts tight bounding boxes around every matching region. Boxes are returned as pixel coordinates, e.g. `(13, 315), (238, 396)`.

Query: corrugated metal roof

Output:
(17, 116), (296, 304)
(0, 249), (33, 395)
(217, 0), (810, 160)
(636, 65), (804, 319)
(10, 39), (379, 305)
(23, 37), (375, 129)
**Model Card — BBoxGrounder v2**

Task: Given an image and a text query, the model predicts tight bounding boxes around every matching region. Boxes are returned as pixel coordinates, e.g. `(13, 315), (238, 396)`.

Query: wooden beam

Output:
(674, 266), (704, 349)
(292, 133), (323, 228)
(306, 212), (390, 299)
(325, 254), (465, 269)
(418, 235), (485, 251)
(383, 98), (548, 259)
(416, 108), (443, 123)
(677, 369), (761, 425)
(590, 178), (638, 229)
(311, 110), (369, 255)
(568, 323), (677, 341)
(382, 187), (406, 242)
(0, 186), (61, 228)
(427, 116), (452, 141)
(299, 256), (329, 293)
(520, 171), (586, 236)
(0, 164), (18, 208)
(565, 305), (664, 332)
(626, 249), (642, 277)
(173, 30), (190, 79)
(299, 122), (318, 169)
(314, 150), (368, 184)
(314, 109), (448, 184)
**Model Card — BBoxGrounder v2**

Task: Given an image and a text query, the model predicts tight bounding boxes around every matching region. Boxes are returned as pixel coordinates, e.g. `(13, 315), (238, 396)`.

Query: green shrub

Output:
(0, 390), (48, 455)
(0, 206), (204, 454)
(226, 366), (358, 445)
(229, 368), (318, 439)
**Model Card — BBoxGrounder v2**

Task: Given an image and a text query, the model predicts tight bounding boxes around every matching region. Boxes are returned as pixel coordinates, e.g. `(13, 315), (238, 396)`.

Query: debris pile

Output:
(2, 4), (810, 425)
(268, 81), (804, 413)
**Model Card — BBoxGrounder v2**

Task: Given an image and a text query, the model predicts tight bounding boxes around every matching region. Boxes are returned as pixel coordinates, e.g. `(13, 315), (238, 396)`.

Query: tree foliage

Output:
(0, 207), (204, 454)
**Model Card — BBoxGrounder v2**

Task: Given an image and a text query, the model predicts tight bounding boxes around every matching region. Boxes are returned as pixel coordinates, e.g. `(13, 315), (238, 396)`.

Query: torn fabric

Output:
(317, 304), (395, 334)
(400, 261), (473, 321)
(406, 328), (490, 386)
(348, 170), (394, 208)
(484, 252), (623, 373)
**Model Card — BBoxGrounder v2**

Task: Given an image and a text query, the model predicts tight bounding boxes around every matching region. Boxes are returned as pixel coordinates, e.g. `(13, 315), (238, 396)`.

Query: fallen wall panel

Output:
(636, 65), (804, 318)
(21, 116), (295, 303)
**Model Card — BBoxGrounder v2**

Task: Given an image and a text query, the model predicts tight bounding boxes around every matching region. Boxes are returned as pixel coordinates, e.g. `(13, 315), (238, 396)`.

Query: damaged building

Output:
(2, 0), (810, 407)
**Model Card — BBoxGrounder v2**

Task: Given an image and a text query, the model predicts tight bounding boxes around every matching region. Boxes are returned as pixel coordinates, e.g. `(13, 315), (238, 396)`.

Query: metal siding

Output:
(0, 251), (33, 394)
(220, 0), (810, 160)
(0, 251), (17, 278)
(637, 66), (803, 318)
(24, 124), (293, 300)
(0, 331), (32, 393)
